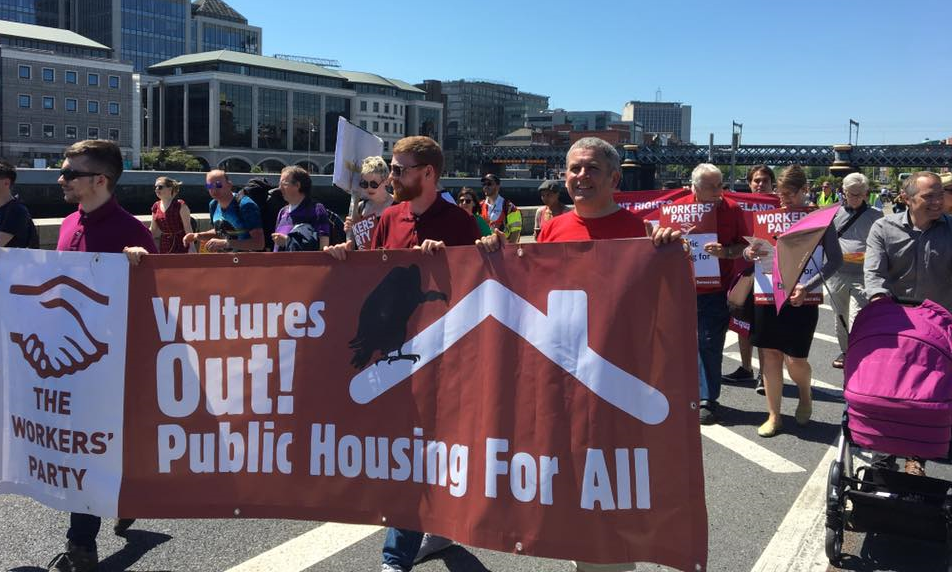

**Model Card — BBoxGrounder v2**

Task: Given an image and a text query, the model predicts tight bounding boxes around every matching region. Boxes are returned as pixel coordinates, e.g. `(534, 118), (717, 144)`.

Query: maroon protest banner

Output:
(751, 208), (822, 305)
(659, 201), (719, 288)
(108, 240), (708, 570)
(614, 189), (690, 225)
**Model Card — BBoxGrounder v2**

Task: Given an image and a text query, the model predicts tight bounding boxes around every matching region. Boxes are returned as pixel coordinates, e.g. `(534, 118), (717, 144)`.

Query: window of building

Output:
(43, 124), (54, 138)
(18, 65), (30, 80)
(66, 98), (77, 112)
(360, 120), (367, 130)
(65, 126), (77, 140)
(88, 100), (99, 113)
(384, 122), (389, 133)
(18, 124), (30, 137)
(383, 141), (389, 152)
(108, 102), (120, 115)
(18, 94), (30, 108)
(43, 96), (54, 110)
(88, 73), (99, 87)
(88, 127), (99, 140)
(360, 101), (367, 112)
(373, 121), (379, 131)
(373, 102), (379, 112)
(108, 128), (119, 141)
(384, 103), (389, 114)
(108, 75), (120, 89)
(42, 68), (54, 82)
(65, 70), (77, 84)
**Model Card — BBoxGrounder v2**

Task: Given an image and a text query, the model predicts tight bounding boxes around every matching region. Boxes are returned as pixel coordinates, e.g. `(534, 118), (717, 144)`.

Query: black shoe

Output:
(870, 454), (899, 472)
(114, 518), (136, 535)
(722, 366), (755, 384)
(832, 353), (845, 369)
(699, 402), (717, 425)
(48, 542), (98, 572)
(754, 374), (765, 396)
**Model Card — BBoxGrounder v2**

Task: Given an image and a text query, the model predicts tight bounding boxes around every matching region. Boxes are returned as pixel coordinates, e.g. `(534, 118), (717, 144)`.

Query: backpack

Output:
(844, 298), (952, 459)
(327, 210), (347, 246)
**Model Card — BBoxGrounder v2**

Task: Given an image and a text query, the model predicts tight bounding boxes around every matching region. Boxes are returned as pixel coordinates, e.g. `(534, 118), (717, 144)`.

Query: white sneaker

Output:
(413, 533), (454, 563)
(380, 564), (407, 572)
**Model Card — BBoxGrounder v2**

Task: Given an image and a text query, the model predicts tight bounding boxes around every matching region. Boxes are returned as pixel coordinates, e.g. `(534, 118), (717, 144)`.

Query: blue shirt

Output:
(210, 194), (262, 241)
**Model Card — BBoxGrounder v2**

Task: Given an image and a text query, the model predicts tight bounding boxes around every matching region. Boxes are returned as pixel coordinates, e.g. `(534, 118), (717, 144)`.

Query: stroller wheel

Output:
(826, 524), (844, 564)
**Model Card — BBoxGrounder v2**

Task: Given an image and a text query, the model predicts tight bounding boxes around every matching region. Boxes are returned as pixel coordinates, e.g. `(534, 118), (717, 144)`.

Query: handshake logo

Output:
(8, 276), (110, 379)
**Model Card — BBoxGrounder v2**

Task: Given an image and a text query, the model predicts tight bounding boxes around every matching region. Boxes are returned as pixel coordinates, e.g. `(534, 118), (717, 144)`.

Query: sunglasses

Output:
(205, 182), (224, 189)
(458, 198), (474, 204)
(390, 164), (425, 177)
(155, 184), (166, 190)
(481, 179), (497, 186)
(60, 169), (102, 181)
(359, 180), (383, 189)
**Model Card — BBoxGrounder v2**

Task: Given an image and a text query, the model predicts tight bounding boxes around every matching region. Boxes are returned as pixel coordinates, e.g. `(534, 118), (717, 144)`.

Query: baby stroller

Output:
(825, 297), (952, 568)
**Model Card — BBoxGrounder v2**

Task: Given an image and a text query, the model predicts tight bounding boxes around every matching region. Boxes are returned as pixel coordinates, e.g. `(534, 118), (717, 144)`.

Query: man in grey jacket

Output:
(828, 173), (883, 368)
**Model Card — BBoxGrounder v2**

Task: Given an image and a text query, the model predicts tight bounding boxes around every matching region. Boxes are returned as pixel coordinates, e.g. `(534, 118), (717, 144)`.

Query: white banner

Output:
(0, 249), (130, 516)
(332, 116), (384, 195)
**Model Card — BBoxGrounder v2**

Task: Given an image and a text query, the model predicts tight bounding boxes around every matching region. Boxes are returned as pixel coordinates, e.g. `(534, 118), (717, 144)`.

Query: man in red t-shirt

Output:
(478, 137), (680, 572)
(325, 136), (478, 572)
(672, 164), (749, 425)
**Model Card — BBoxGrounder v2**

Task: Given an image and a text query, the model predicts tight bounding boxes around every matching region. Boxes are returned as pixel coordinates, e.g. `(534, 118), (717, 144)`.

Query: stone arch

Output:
(322, 161), (335, 175)
(218, 156), (252, 172)
(258, 158), (287, 173)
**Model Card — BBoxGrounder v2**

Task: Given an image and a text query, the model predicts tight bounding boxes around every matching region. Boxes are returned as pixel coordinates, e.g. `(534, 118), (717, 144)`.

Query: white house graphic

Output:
(349, 280), (670, 425)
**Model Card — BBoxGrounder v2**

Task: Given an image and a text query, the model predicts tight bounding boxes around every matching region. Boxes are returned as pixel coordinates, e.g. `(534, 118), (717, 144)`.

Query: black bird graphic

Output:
(349, 264), (448, 369)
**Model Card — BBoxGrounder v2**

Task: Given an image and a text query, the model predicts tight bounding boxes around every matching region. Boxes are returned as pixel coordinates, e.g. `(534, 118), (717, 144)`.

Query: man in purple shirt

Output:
(48, 140), (155, 572)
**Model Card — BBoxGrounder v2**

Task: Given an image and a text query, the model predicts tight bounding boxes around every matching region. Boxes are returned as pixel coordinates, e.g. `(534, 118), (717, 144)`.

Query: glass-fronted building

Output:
(142, 51), (442, 173)
(0, 20), (134, 166)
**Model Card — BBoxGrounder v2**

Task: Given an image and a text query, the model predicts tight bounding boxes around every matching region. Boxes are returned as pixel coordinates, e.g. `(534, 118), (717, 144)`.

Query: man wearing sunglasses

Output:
(49, 140), (157, 572)
(479, 173), (522, 243)
(324, 137), (478, 572)
(182, 170), (264, 252)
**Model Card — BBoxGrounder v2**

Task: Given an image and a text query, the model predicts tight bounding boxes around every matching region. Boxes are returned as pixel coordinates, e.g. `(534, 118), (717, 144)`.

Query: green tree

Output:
(141, 147), (203, 171)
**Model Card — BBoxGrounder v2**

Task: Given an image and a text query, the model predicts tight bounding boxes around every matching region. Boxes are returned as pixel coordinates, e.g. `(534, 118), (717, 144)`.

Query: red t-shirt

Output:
(370, 195), (481, 249)
(670, 194), (748, 293)
(537, 208), (648, 242)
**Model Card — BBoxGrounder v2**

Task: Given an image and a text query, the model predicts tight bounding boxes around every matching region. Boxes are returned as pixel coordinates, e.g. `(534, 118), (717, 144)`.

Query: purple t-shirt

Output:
(57, 195), (157, 254)
(273, 199), (330, 252)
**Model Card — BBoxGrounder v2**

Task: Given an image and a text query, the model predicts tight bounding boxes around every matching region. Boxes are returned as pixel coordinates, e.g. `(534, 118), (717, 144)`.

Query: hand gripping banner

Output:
(0, 240), (707, 570)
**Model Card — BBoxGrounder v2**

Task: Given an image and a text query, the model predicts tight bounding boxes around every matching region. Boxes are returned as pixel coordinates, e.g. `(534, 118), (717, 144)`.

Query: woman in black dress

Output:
(745, 165), (842, 437)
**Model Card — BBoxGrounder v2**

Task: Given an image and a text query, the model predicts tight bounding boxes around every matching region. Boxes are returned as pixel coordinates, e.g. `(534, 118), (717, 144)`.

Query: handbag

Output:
(727, 266), (754, 309)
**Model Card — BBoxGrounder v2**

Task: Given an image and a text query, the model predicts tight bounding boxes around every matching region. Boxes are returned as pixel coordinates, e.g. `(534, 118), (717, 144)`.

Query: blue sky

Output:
(231, 0), (952, 145)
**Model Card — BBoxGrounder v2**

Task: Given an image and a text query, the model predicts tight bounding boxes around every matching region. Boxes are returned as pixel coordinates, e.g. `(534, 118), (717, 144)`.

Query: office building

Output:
(0, 0), (262, 73)
(141, 50), (443, 172)
(622, 100), (691, 143)
(0, 20), (134, 167)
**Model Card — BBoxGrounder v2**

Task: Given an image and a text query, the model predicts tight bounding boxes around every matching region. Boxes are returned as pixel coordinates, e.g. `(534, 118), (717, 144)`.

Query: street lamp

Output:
(729, 121), (743, 191)
(306, 121), (316, 173)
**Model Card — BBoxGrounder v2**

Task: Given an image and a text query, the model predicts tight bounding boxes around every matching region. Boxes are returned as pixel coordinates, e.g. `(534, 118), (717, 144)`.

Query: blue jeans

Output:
(697, 292), (729, 404)
(67, 512), (101, 551)
(382, 527), (423, 570)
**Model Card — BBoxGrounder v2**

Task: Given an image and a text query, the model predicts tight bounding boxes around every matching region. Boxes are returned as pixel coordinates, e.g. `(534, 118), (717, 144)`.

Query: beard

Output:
(393, 181), (423, 202)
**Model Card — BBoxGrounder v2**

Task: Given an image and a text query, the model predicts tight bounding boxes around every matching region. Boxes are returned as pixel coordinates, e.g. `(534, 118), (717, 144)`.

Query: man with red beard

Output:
(324, 136), (478, 571)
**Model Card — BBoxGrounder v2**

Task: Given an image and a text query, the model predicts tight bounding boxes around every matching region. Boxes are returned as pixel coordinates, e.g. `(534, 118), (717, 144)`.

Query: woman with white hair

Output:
(342, 156), (394, 251)
(826, 172), (883, 368)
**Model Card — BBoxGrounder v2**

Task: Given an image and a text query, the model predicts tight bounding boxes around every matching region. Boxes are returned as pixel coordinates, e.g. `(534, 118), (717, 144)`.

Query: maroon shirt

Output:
(57, 195), (158, 254)
(370, 195), (481, 249)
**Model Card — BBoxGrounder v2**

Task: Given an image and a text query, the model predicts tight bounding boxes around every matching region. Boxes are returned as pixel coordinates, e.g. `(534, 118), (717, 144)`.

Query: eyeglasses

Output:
(205, 181), (224, 190)
(390, 164), (425, 177)
(458, 198), (473, 204)
(59, 169), (102, 181)
(359, 180), (383, 189)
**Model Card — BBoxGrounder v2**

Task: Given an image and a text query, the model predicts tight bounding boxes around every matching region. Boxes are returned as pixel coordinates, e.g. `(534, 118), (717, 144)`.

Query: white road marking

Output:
(701, 425), (806, 474)
(812, 331), (839, 345)
(749, 445), (837, 572)
(819, 304), (833, 311)
(723, 351), (841, 392)
(224, 522), (382, 572)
